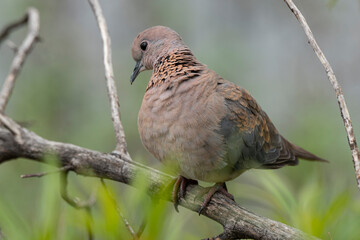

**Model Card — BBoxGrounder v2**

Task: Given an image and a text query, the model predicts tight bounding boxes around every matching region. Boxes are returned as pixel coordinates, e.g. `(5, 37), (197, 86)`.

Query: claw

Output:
(171, 176), (198, 212)
(172, 176), (183, 212)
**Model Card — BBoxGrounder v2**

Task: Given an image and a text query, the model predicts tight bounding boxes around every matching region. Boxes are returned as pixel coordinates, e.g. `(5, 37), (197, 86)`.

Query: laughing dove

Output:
(130, 26), (326, 213)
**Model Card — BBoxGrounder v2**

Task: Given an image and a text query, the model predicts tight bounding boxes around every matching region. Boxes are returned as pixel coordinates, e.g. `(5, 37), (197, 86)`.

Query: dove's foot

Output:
(198, 182), (234, 215)
(172, 176), (198, 212)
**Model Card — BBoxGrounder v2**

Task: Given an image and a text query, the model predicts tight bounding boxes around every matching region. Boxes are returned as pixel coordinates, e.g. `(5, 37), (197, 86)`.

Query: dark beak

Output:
(130, 61), (142, 84)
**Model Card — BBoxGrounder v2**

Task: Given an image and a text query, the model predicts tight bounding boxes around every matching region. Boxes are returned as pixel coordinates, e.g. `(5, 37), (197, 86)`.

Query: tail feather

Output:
(281, 136), (328, 163)
(261, 136), (327, 169)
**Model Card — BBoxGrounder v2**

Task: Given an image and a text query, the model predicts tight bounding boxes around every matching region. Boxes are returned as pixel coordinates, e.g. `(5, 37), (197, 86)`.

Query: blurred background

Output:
(0, 0), (359, 239)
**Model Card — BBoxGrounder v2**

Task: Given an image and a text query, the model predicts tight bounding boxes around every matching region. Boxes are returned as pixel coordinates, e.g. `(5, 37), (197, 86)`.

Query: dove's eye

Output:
(140, 41), (148, 51)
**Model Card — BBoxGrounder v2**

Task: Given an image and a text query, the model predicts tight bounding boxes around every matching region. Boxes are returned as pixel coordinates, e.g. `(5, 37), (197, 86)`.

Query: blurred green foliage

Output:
(1, 165), (359, 239)
(1, 0), (360, 239)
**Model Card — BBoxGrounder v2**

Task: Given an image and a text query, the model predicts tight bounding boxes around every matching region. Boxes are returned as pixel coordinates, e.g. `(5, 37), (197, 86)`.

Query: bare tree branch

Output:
(0, 116), (318, 240)
(0, 8), (40, 112)
(87, 0), (128, 156)
(283, 0), (360, 191)
(21, 165), (72, 178)
(60, 170), (96, 209)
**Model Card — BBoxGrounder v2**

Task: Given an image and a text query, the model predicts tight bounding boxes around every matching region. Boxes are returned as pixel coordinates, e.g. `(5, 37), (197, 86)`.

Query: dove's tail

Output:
(261, 136), (328, 169)
(282, 136), (328, 163)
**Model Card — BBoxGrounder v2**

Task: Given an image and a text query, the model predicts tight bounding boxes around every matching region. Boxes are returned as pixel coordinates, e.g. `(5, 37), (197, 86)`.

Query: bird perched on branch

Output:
(130, 26), (326, 214)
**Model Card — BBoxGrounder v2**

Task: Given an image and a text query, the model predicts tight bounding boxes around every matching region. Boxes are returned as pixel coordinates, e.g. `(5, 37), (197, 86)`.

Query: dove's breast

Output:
(138, 73), (244, 182)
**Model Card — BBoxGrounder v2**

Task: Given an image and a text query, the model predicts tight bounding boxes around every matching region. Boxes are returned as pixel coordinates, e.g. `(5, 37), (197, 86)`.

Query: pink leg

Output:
(172, 176), (198, 212)
(198, 182), (234, 215)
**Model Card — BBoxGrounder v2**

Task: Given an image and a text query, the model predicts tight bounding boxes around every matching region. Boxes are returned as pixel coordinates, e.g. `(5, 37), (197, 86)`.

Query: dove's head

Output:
(130, 26), (185, 84)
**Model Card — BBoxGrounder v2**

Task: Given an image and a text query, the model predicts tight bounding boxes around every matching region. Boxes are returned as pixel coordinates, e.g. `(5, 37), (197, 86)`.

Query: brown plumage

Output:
(130, 26), (326, 212)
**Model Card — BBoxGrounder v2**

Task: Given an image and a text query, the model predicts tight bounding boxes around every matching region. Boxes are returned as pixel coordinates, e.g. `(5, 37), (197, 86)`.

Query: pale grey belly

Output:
(139, 110), (246, 182)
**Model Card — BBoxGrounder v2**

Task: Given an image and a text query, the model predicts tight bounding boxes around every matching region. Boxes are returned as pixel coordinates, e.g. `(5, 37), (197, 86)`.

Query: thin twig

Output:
(101, 179), (139, 240)
(87, 0), (128, 156)
(283, 0), (360, 191)
(0, 8), (40, 112)
(0, 14), (28, 45)
(60, 171), (96, 209)
(21, 165), (72, 178)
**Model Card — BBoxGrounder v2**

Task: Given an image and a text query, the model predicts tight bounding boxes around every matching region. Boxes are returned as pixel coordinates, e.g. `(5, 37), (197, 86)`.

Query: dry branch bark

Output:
(0, 117), (317, 240)
(283, 0), (360, 191)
